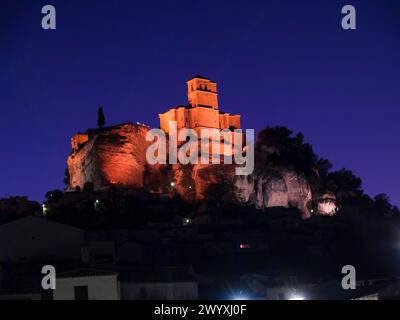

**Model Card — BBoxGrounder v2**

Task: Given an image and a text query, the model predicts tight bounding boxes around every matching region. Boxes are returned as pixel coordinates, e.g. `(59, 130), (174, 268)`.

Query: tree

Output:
(97, 106), (105, 129)
(373, 194), (393, 217)
(392, 206), (400, 216)
(45, 189), (64, 203)
(63, 168), (70, 186)
(255, 126), (320, 177)
(316, 158), (333, 179)
(202, 166), (236, 205)
(325, 169), (363, 199)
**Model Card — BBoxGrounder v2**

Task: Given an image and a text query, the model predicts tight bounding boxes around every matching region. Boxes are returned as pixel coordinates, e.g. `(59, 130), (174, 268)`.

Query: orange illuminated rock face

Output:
(67, 123), (151, 190)
(71, 133), (89, 152)
(67, 123), (237, 201)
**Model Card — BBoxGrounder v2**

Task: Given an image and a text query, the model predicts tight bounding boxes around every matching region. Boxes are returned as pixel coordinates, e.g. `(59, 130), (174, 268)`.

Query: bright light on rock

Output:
(317, 193), (338, 216)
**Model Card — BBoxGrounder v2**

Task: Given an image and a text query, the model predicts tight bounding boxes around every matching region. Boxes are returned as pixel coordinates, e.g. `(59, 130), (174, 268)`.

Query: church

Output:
(159, 76), (241, 135)
(67, 75), (246, 198)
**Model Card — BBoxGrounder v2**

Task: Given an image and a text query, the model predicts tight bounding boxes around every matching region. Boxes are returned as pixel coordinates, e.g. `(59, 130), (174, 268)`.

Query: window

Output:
(74, 285), (89, 300)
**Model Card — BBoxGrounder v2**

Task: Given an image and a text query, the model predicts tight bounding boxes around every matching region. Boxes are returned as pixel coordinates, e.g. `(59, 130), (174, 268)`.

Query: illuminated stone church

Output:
(159, 76), (241, 134)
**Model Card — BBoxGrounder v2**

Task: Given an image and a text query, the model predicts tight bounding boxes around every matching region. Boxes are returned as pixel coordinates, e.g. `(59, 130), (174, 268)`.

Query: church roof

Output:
(188, 75), (216, 83)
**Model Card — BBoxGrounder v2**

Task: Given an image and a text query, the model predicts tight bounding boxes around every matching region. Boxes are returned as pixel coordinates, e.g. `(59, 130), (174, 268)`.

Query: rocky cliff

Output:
(234, 170), (313, 219)
(67, 124), (322, 219)
(172, 163), (236, 201)
(67, 123), (151, 190)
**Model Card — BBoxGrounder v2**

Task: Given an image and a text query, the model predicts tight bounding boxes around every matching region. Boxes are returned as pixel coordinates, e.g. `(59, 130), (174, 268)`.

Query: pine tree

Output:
(63, 168), (70, 186)
(97, 106), (105, 129)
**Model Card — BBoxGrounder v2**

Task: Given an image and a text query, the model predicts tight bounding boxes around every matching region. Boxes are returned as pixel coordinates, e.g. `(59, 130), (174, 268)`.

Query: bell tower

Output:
(187, 76), (218, 109)
(159, 75), (240, 133)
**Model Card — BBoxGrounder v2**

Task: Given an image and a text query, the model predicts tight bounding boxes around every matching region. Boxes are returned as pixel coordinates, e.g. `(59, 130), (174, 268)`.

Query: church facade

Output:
(159, 76), (241, 135)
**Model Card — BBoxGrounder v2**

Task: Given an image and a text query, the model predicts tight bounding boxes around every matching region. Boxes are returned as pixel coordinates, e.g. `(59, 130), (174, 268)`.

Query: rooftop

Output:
(188, 75), (216, 83)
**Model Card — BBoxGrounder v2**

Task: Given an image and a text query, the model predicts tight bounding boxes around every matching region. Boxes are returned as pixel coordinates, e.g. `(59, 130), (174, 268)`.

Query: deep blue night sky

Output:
(0, 0), (399, 204)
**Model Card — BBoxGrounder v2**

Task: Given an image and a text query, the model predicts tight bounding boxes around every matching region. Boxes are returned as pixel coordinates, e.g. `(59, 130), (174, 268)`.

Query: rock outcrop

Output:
(169, 163), (235, 201)
(67, 124), (316, 219)
(67, 123), (151, 190)
(234, 170), (313, 219)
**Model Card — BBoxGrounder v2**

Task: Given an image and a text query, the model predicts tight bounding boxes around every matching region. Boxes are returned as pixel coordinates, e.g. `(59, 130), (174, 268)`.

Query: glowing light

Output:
(170, 182), (175, 187)
(232, 291), (248, 300)
(317, 194), (338, 216)
(232, 295), (248, 300)
(42, 204), (49, 216)
(318, 200), (337, 216)
(288, 294), (305, 300)
(239, 244), (251, 249)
